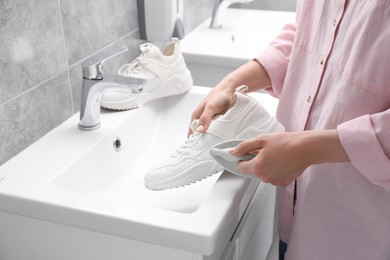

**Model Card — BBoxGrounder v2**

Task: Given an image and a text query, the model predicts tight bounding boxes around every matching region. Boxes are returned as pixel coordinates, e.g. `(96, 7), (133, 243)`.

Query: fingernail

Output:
(196, 124), (205, 132)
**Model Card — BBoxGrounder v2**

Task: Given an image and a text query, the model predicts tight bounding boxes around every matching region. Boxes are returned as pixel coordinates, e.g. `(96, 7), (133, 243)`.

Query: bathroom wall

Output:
(0, 0), (295, 166)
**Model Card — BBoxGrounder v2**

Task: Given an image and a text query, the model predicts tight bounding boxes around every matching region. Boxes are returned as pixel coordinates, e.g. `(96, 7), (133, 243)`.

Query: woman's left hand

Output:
(230, 130), (349, 186)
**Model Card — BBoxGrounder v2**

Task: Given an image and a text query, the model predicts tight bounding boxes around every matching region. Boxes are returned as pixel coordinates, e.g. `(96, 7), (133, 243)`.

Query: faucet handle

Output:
(82, 46), (128, 80)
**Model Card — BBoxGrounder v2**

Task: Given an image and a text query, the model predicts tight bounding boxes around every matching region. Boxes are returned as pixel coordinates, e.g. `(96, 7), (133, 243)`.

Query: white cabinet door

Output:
(192, 183), (277, 260)
(0, 210), (194, 260)
(238, 184), (277, 260)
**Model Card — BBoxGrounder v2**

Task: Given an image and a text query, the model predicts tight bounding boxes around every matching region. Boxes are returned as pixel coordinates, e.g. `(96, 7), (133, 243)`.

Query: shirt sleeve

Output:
(337, 108), (390, 190)
(254, 22), (296, 98)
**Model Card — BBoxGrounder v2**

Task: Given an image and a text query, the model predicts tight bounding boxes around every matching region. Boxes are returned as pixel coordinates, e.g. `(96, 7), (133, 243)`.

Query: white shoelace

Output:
(175, 119), (201, 155)
(118, 43), (152, 77)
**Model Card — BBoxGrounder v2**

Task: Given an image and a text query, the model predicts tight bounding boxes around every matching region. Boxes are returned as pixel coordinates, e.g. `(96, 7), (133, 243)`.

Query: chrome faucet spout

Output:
(210, 0), (254, 29)
(78, 47), (145, 131)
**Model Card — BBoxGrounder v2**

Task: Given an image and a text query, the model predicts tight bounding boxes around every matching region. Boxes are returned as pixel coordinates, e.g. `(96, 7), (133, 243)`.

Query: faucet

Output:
(78, 46), (146, 131)
(210, 0), (254, 29)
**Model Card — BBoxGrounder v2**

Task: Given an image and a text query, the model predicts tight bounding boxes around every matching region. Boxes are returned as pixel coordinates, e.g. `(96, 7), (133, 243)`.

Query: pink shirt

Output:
(256, 0), (390, 259)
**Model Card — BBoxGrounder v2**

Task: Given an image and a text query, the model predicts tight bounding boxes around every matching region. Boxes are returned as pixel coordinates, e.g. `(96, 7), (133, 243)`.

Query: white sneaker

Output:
(101, 38), (193, 110)
(144, 87), (285, 191)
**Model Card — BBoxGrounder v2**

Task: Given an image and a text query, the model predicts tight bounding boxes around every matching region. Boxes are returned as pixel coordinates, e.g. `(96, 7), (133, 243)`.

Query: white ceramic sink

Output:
(0, 86), (278, 255)
(181, 8), (296, 86)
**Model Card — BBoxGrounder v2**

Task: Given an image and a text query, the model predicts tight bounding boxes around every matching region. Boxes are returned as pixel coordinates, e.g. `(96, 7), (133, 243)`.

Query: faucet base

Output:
(78, 122), (101, 131)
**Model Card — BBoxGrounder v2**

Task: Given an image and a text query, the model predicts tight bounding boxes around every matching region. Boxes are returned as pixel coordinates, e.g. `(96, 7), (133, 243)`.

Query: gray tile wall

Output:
(183, 0), (215, 33)
(0, 0), (214, 166)
(0, 0), (295, 166)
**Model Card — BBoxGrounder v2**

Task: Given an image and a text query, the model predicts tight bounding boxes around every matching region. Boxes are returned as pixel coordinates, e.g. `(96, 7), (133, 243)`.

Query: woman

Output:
(189, 1), (390, 259)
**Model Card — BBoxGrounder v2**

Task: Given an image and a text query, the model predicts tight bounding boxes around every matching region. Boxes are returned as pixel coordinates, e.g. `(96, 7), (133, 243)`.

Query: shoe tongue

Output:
(140, 43), (162, 60)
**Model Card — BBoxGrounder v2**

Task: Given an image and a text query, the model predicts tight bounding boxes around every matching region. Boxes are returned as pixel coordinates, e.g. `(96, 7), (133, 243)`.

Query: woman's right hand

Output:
(188, 84), (235, 136)
(187, 60), (272, 136)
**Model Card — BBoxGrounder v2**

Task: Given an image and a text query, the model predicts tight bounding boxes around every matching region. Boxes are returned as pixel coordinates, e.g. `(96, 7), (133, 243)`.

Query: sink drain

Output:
(113, 137), (122, 152)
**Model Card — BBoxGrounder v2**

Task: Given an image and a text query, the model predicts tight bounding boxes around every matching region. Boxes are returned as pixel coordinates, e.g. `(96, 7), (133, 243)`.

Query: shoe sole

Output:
(145, 160), (223, 191)
(101, 70), (193, 111)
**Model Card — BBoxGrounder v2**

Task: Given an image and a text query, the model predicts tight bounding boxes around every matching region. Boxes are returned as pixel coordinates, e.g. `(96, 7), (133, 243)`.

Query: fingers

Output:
(230, 137), (264, 156)
(236, 160), (256, 177)
(187, 88), (233, 136)
(229, 138), (263, 177)
(188, 109), (200, 137)
(188, 100), (226, 136)
(196, 106), (217, 133)
(236, 158), (272, 185)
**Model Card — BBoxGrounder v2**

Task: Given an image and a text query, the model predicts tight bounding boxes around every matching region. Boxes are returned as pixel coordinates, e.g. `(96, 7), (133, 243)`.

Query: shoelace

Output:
(175, 119), (201, 155)
(118, 43), (152, 77)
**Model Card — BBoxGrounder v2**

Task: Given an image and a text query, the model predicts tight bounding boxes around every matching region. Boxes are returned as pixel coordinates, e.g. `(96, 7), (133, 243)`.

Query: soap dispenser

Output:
(138, 0), (185, 43)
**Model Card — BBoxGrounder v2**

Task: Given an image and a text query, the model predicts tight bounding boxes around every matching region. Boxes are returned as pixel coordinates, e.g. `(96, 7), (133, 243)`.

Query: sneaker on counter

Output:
(144, 86), (285, 191)
(101, 38), (193, 110)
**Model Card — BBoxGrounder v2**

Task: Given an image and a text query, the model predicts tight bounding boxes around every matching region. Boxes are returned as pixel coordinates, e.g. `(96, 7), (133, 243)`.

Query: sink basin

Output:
(0, 86), (279, 255)
(51, 96), (218, 213)
(181, 9), (296, 86)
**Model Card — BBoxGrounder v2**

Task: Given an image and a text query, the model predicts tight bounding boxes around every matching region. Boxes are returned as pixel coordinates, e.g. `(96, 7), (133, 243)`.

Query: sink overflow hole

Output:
(113, 137), (122, 152)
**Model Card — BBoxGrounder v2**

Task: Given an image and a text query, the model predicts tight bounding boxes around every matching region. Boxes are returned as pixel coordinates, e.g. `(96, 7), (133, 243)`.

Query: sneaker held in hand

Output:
(144, 87), (285, 191)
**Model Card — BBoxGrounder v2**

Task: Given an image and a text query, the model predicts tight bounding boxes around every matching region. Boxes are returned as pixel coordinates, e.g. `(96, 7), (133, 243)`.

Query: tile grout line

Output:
(0, 69), (70, 108)
(57, 0), (75, 114)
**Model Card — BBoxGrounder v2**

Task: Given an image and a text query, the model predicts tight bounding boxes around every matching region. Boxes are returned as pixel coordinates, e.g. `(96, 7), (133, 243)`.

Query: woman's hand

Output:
(188, 60), (272, 136)
(188, 86), (235, 136)
(230, 130), (350, 186)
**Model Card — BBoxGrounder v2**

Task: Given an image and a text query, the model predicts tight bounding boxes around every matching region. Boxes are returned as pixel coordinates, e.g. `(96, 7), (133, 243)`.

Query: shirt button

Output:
(333, 19), (337, 27)
(320, 59), (324, 65)
(306, 95), (312, 103)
